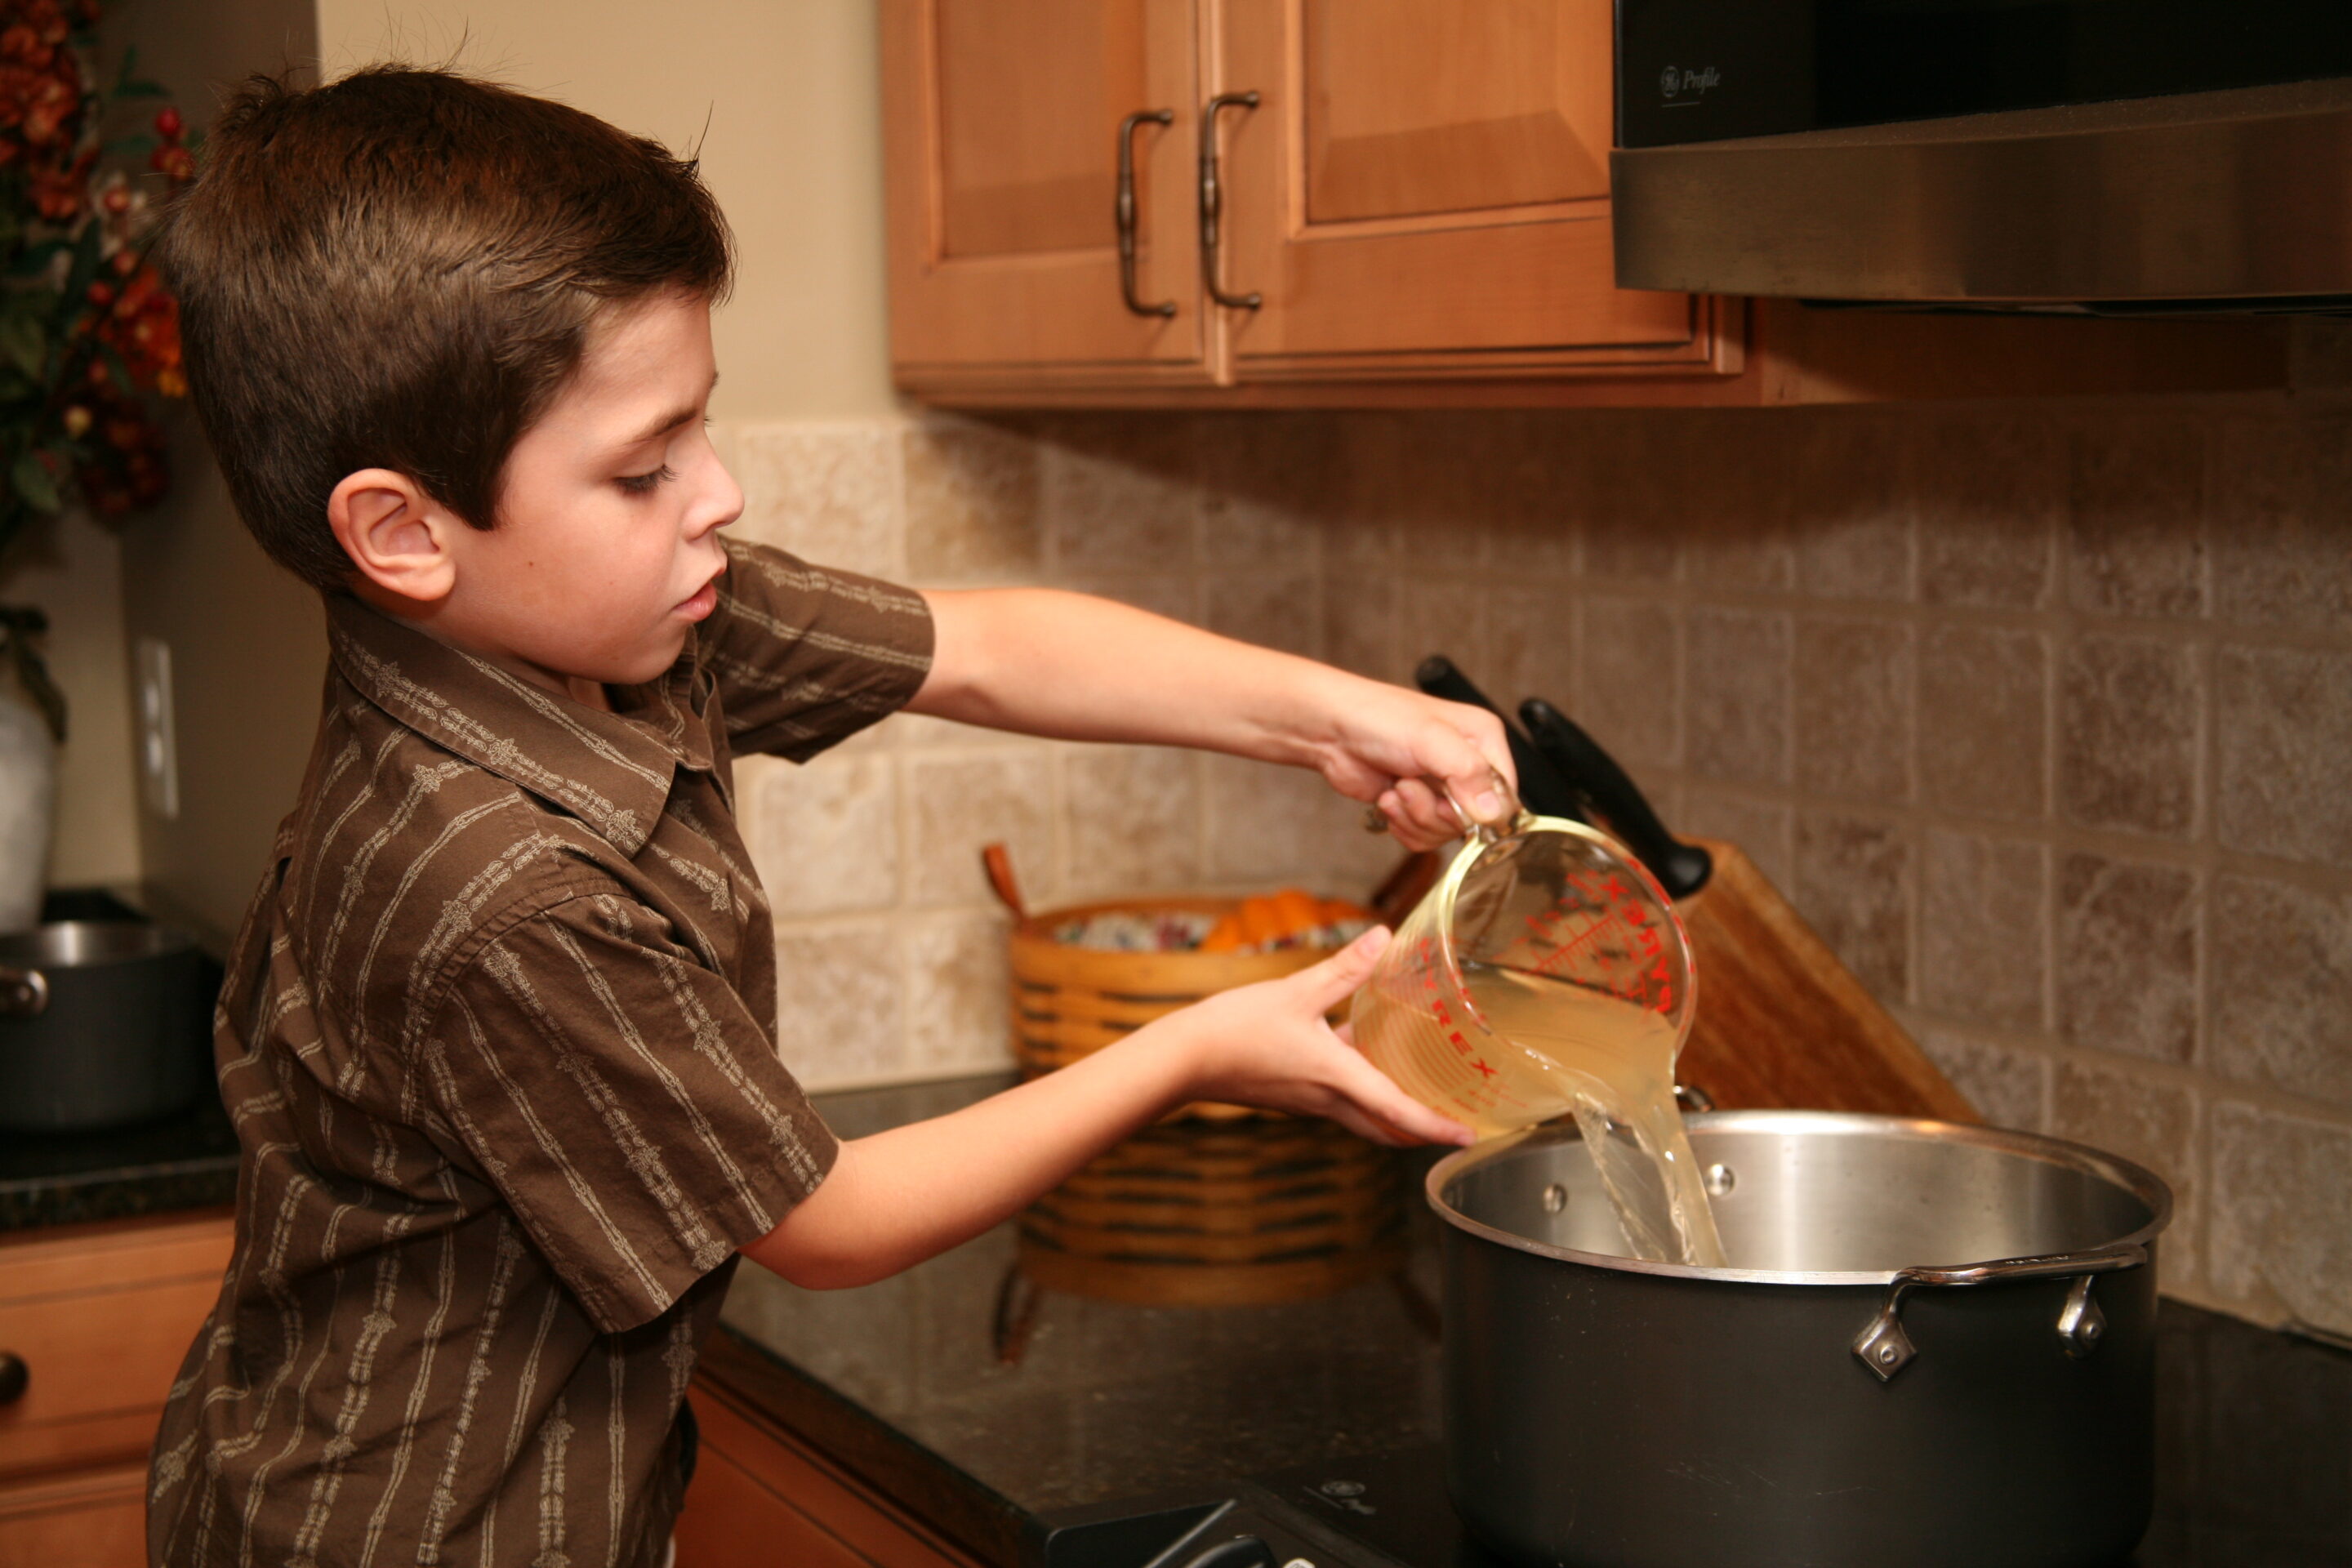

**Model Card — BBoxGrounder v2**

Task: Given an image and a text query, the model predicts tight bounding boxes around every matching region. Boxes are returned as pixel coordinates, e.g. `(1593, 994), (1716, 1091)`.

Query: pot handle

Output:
(1852, 1243), (2147, 1383)
(0, 967), (47, 1018)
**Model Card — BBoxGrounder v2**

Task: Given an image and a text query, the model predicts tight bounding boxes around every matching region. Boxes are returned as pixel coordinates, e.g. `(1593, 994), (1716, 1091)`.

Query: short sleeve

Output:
(420, 891), (839, 1333)
(698, 537), (934, 761)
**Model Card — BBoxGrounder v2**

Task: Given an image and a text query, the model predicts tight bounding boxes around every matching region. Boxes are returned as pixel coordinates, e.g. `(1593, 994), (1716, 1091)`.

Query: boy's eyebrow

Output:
(620, 371), (719, 448)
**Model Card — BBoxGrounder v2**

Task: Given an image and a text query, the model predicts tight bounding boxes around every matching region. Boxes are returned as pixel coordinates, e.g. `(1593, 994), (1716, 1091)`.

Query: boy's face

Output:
(438, 292), (739, 696)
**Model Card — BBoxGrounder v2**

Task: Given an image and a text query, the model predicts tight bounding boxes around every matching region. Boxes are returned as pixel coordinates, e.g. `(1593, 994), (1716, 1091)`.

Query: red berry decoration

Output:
(0, 0), (192, 561)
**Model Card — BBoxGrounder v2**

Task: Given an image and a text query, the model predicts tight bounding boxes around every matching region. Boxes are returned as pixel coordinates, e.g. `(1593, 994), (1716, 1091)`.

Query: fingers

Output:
(1324, 1104), (1414, 1148)
(1378, 709), (1517, 844)
(1417, 707), (1516, 828)
(1318, 1026), (1476, 1147)
(1362, 1082), (1476, 1147)
(1285, 924), (1391, 1014)
(1378, 777), (1461, 851)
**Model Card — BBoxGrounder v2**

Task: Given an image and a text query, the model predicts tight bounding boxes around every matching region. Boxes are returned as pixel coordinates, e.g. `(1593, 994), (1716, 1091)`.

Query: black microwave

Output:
(1610, 0), (2352, 309)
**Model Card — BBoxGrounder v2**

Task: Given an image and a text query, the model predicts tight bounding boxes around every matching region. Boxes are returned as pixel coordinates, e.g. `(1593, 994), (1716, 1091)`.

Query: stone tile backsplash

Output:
(719, 397), (2352, 1337)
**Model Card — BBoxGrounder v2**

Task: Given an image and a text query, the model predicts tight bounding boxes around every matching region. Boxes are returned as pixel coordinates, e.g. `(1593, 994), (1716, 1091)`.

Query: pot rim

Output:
(1425, 1108), (2175, 1286)
(0, 920), (198, 969)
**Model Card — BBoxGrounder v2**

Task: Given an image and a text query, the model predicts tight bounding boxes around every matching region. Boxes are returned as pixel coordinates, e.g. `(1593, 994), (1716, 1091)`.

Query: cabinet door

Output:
(0, 1463), (146, 1568)
(0, 1212), (233, 1481)
(881, 0), (1217, 392)
(1215, 0), (1737, 382)
(673, 1379), (980, 1568)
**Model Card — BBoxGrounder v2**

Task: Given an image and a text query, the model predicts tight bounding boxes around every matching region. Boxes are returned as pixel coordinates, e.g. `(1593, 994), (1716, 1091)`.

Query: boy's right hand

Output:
(1160, 926), (1475, 1148)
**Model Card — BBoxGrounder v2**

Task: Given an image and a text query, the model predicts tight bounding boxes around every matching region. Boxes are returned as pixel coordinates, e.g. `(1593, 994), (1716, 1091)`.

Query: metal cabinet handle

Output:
(1852, 1243), (2146, 1382)
(0, 1351), (26, 1406)
(1116, 109), (1178, 318)
(0, 966), (47, 1017)
(1199, 90), (1262, 310)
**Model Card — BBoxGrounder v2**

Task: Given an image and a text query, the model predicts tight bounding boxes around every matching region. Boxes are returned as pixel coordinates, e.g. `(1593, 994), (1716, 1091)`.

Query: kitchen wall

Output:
(108, 0), (328, 944)
(720, 396), (2352, 1342)
(314, 0), (896, 422)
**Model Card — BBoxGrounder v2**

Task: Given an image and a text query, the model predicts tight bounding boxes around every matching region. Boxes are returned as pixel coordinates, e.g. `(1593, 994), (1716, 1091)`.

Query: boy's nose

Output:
(693, 462), (745, 537)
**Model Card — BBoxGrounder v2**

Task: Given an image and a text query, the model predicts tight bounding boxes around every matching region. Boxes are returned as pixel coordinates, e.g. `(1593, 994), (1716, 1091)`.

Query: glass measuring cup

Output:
(1352, 810), (1723, 1263)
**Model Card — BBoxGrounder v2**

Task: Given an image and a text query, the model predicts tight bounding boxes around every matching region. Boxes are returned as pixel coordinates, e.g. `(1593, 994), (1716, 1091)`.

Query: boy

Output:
(147, 67), (1507, 1568)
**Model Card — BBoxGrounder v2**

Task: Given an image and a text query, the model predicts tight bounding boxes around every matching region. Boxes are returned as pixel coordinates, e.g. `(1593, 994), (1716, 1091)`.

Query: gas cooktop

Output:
(1032, 1384), (2350, 1568)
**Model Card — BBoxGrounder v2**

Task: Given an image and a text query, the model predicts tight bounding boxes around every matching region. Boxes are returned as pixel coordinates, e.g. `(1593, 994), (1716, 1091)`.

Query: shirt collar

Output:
(326, 595), (714, 856)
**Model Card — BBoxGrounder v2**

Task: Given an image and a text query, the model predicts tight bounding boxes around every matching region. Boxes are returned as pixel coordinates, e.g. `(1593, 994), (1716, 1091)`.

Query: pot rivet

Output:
(1704, 1163), (1736, 1196)
(1877, 1343), (1900, 1365)
(1540, 1183), (1569, 1214)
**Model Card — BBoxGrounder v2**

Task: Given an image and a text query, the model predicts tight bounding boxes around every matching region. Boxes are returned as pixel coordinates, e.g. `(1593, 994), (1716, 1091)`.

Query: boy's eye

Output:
(616, 463), (675, 496)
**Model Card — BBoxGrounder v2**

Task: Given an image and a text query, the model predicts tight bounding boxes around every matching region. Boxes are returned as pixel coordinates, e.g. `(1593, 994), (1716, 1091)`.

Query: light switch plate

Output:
(135, 636), (178, 821)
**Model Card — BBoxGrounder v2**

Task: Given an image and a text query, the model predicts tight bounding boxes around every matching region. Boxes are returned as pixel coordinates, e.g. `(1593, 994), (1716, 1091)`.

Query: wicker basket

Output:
(1010, 895), (1333, 1119)
(1018, 1114), (1405, 1306)
(1005, 892), (1401, 1306)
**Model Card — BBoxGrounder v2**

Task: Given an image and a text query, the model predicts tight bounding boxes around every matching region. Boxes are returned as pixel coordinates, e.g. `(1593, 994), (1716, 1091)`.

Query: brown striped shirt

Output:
(148, 538), (933, 1568)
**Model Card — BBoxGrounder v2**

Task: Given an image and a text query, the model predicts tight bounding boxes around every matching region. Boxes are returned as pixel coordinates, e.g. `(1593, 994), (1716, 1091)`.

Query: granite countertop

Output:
(0, 1085), (239, 1231)
(713, 1075), (2352, 1568)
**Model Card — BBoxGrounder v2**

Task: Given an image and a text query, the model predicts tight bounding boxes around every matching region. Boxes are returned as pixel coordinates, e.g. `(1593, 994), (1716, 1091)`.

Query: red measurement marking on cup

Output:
(1526, 915), (1630, 975)
(1512, 879), (1679, 1014)
(1430, 997), (1477, 1058)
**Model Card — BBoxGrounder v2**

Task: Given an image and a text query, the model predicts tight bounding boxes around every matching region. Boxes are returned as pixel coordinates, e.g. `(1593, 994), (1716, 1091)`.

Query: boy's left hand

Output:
(1171, 925), (1473, 1147)
(1303, 672), (1518, 852)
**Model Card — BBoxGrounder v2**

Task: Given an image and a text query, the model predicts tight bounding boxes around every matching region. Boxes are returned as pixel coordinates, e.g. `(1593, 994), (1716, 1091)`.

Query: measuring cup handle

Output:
(1436, 779), (1531, 844)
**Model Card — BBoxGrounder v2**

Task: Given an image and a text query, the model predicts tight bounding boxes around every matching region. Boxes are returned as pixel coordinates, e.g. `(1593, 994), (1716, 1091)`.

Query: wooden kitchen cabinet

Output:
(1216, 0), (1735, 384)
(880, 0), (1733, 402)
(673, 1377), (982, 1568)
(0, 1209), (234, 1568)
(880, 0), (1218, 394)
(879, 2), (2285, 408)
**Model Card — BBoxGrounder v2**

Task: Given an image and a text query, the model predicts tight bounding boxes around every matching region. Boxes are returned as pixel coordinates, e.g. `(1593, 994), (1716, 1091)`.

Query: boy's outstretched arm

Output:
(741, 928), (1467, 1290)
(908, 588), (1515, 849)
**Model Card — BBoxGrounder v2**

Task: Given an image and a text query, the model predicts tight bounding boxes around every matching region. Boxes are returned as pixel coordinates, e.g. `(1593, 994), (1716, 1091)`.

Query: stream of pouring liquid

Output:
(1459, 962), (1730, 1268)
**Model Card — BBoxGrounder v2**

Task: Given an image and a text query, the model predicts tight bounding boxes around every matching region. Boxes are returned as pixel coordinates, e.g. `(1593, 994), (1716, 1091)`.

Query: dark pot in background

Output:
(0, 921), (208, 1133)
(1430, 1111), (2172, 1568)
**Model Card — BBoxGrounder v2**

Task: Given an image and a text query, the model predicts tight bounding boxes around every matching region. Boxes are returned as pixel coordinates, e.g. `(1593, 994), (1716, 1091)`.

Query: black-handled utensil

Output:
(1518, 697), (1713, 898)
(1414, 656), (1587, 823)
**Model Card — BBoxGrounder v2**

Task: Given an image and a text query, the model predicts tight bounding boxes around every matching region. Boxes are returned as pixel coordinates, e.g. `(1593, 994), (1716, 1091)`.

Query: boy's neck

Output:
(350, 582), (615, 712)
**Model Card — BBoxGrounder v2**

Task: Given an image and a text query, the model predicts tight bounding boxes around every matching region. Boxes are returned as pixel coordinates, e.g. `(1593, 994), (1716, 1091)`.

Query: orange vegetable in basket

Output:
(1198, 889), (1375, 953)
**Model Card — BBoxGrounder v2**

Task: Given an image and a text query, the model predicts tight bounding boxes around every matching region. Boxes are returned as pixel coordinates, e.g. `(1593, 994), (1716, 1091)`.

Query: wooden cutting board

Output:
(1670, 836), (1976, 1120)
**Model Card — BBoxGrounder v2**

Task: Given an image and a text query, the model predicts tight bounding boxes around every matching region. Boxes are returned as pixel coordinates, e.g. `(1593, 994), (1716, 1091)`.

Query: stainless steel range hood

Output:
(1611, 78), (2352, 313)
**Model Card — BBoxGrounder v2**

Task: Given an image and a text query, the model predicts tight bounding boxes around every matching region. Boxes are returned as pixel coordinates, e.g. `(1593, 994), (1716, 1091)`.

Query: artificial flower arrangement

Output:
(0, 0), (189, 737)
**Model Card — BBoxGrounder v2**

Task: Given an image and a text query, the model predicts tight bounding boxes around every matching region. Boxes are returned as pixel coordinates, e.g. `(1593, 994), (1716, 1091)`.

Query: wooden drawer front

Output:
(675, 1384), (981, 1568)
(0, 1214), (233, 1481)
(0, 1462), (146, 1568)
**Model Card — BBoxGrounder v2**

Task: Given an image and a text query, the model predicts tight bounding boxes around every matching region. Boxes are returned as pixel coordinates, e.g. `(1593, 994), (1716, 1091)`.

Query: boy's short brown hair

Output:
(158, 68), (733, 591)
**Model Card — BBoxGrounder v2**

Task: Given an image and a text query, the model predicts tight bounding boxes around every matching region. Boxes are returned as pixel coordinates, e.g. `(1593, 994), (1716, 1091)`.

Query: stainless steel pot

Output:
(0, 921), (208, 1133)
(1430, 1111), (2172, 1568)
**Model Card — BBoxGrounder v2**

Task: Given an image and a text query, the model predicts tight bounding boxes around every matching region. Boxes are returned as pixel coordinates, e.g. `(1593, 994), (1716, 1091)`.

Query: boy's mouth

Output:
(676, 579), (720, 621)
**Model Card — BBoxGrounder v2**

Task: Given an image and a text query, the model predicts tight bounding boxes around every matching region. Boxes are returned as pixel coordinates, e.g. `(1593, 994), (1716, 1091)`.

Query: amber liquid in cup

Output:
(1354, 818), (1727, 1267)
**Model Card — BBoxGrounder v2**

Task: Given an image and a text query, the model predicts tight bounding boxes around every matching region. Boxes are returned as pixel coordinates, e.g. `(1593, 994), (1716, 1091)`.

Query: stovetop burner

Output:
(1031, 1446), (1469, 1568)
(1245, 1449), (1499, 1568)
(1036, 1428), (2347, 1568)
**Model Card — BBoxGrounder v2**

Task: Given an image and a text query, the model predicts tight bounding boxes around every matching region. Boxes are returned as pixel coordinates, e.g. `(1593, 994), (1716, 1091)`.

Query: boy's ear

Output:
(328, 468), (460, 605)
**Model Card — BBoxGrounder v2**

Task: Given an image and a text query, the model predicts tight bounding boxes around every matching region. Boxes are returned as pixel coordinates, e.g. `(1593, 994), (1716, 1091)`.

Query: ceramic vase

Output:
(0, 694), (55, 933)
